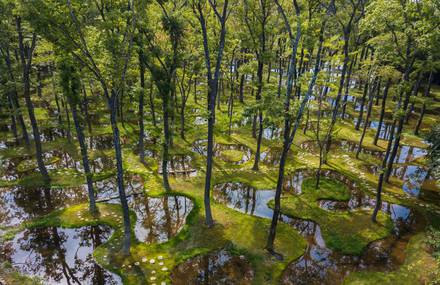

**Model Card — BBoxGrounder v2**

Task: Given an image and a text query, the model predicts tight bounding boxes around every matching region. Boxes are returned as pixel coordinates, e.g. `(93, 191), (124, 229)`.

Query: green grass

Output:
(343, 233), (439, 285)
(269, 177), (393, 255)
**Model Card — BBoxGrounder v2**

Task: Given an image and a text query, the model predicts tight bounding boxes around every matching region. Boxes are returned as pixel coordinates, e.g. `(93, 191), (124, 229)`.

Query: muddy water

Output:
(171, 248), (254, 285)
(192, 140), (252, 165)
(213, 169), (421, 285)
(0, 225), (122, 285)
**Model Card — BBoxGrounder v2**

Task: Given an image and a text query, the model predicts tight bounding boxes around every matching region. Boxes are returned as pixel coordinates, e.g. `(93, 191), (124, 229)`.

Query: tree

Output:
(193, 0), (231, 227)
(59, 55), (97, 215)
(23, 0), (138, 255)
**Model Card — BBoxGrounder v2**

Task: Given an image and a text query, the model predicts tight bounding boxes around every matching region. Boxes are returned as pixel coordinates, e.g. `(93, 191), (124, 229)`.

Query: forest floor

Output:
(0, 83), (439, 285)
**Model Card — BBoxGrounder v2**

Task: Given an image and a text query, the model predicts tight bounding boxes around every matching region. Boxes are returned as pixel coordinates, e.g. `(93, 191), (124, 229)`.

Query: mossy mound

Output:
(269, 177), (393, 255)
(220, 149), (245, 163)
(343, 233), (439, 284)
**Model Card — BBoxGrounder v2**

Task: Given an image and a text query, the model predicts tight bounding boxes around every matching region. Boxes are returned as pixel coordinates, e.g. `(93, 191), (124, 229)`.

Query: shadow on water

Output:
(0, 225), (122, 285)
(212, 169), (423, 285)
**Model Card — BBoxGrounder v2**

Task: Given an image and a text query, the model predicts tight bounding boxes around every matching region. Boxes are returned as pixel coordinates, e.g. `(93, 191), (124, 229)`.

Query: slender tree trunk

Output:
(384, 57), (415, 182)
(63, 96), (72, 141)
(356, 78), (377, 158)
(341, 54), (356, 119)
(139, 54), (146, 163)
(239, 74), (245, 103)
(372, 118), (396, 222)
(16, 18), (50, 184)
(253, 60), (264, 171)
(81, 82), (92, 134)
(374, 78), (391, 145)
(67, 94), (97, 214)
(415, 71), (432, 135)
(267, 3), (326, 253)
(161, 86), (171, 191)
(355, 81), (369, 131)
(4, 47), (29, 146)
(149, 80), (157, 128)
(7, 92), (19, 142)
(109, 91), (131, 255)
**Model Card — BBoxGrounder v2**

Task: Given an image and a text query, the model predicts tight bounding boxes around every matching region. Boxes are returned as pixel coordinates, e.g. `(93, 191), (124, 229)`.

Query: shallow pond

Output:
(192, 140), (252, 165)
(0, 225), (122, 285)
(102, 182), (194, 244)
(159, 154), (197, 177)
(0, 186), (87, 228)
(213, 169), (421, 285)
(364, 164), (438, 201)
(171, 248), (254, 285)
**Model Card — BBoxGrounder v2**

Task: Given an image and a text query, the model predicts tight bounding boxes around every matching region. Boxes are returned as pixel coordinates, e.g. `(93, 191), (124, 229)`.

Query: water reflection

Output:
(129, 194), (193, 243)
(365, 164), (437, 200)
(171, 248), (254, 285)
(159, 155), (197, 177)
(0, 225), (122, 285)
(213, 169), (420, 285)
(0, 186), (87, 227)
(192, 140), (252, 165)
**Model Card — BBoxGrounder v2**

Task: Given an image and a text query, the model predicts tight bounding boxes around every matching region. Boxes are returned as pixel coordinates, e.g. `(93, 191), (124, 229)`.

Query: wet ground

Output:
(213, 169), (421, 285)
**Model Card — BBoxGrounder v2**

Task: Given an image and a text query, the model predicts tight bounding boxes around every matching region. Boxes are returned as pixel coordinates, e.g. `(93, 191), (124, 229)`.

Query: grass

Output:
(269, 177), (394, 255)
(343, 233), (439, 284)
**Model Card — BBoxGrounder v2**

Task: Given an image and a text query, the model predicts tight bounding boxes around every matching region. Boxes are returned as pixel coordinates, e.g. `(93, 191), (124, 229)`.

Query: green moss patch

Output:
(269, 177), (393, 255)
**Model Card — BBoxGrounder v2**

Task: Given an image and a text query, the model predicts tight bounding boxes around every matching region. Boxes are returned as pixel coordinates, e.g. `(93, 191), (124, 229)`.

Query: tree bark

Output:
(16, 17), (50, 184)
(373, 78), (391, 145)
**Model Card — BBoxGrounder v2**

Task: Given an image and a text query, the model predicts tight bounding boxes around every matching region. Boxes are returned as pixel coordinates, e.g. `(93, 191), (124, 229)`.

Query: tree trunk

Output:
(67, 94), (97, 214)
(356, 78), (377, 158)
(16, 18), (50, 184)
(149, 80), (157, 128)
(253, 60), (264, 171)
(108, 91), (131, 255)
(4, 46), (29, 146)
(415, 71), (432, 135)
(373, 78), (391, 145)
(161, 85), (171, 191)
(355, 81), (369, 131)
(139, 55), (146, 163)
(81, 82), (92, 134)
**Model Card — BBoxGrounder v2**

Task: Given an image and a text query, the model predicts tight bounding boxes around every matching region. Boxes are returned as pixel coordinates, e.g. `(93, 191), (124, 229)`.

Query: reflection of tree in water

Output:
(0, 186), (87, 227)
(213, 182), (257, 216)
(131, 195), (193, 243)
(171, 249), (254, 285)
(0, 225), (119, 285)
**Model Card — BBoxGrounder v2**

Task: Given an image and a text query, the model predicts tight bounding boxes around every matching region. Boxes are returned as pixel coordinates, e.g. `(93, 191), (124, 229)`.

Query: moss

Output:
(343, 233), (439, 284)
(220, 149), (245, 162)
(269, 177), (393, 255)
(0, 262), (43, 285)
